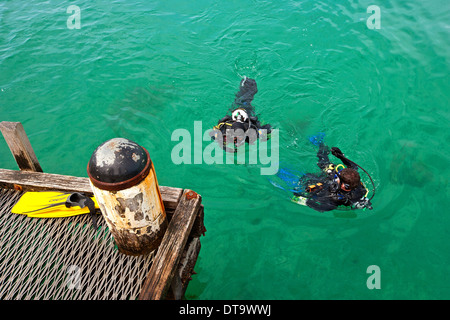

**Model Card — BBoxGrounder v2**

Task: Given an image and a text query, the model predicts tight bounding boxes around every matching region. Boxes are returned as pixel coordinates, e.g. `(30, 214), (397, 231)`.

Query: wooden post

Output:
(0, 121), (43, 172)
(139, 189), (201, 300)
(87, 138), (168, 256)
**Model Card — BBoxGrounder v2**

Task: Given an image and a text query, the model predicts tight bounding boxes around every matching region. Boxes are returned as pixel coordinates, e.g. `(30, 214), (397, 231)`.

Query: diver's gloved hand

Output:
(331, 147), (344, 158)
(258, 124), (272, 141)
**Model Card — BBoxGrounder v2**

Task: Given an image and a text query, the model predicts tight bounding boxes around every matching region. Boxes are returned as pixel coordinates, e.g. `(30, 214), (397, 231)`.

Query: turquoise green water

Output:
(1, 0), (449, 299)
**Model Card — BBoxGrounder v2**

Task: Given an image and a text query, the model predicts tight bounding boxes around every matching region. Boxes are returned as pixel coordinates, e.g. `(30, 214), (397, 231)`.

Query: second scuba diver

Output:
(210, 77), (272, 153)
(293, 143), (374, 212)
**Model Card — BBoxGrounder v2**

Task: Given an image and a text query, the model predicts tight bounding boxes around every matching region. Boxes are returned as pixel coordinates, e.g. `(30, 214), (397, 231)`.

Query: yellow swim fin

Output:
(12, 191), (99, 218)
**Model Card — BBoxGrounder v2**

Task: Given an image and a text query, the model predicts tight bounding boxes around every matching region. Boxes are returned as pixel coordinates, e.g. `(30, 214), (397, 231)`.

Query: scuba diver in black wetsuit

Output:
(293, 144), (374, 212)
(210, 77), (272, 153)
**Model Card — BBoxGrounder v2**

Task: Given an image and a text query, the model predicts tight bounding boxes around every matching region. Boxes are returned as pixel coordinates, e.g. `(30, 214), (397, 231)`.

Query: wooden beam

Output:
(138, 189), (201, 300)
(168, 237), (201, 300)
(190, 205), (206, 238)
(0, 168), (183, 211)
(0, 121), (43, 172)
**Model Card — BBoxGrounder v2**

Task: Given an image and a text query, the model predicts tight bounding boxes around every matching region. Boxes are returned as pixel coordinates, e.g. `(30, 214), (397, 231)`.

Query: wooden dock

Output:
(0, 121), (205, 300)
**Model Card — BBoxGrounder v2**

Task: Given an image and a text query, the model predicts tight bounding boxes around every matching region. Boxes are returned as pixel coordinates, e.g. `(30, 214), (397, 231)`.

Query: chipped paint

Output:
(94, 138), (140, 168)
(131, 152), (140, 162)
(89, 165), (167, 255)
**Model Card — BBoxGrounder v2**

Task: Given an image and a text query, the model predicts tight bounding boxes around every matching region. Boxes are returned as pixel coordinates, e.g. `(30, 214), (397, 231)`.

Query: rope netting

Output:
(0, 189), (155, 300)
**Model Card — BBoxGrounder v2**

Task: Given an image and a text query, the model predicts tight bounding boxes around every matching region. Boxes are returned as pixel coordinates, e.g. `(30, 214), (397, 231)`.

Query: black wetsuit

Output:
(210, 78), (271, 151)
(233, 76), (259, 114)
(296, 144), (369, 212)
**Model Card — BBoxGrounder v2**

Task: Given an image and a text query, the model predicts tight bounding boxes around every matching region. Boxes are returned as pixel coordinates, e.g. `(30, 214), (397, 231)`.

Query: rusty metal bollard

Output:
(87, 138), (167, 256)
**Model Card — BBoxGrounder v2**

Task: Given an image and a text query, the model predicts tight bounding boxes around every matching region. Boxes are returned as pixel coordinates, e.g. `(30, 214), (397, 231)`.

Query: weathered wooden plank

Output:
(0, 168), (183, 211)
(0, 121), (43, 172)
(190, 205), (206, 238)
(138, 189), (202, 300)
(168, 237), (201, 300)
(159, 186), (183, 212)
(0, 168), (89, 193)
